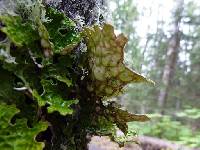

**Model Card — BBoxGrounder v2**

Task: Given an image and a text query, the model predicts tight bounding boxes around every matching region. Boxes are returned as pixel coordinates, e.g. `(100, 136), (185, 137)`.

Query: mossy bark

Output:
(42, 1), (106, 149)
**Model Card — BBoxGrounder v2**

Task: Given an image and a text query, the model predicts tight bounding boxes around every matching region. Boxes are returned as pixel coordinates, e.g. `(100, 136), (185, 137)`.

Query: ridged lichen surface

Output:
(83, 24), (154, 97)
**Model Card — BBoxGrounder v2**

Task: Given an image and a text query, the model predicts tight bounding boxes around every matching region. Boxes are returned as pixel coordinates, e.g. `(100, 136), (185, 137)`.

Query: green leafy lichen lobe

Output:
(44, 7), (81, 54)
(82, 24), (154, 98)
(0, 103), (48, 150)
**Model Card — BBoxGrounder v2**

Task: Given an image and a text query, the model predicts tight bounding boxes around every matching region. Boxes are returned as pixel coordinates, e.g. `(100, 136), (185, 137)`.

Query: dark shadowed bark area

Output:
(157, 0), (183, 113)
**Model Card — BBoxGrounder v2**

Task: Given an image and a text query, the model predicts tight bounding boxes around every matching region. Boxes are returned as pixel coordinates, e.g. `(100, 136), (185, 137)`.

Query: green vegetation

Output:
(0, 0), (152, 149)
(109, 0), (200, 148)
(0, 103), (47, 150)
(128, 112), (200, 148)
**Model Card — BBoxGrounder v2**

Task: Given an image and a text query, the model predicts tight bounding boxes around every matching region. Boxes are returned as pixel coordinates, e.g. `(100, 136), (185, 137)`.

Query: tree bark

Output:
(46, 0), (106, 26)
(158, 0), (183, 113)
(43, 1), (106, 149)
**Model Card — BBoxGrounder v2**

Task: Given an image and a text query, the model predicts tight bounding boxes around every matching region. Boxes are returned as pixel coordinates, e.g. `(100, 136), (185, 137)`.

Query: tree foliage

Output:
(109, 0), (200, 148)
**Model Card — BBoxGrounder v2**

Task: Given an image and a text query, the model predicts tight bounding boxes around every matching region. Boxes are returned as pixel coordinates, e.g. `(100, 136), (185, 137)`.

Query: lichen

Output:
(0, 103), (48, 150)
(0, 0), (153, 149)
(82, 24), (154, 98)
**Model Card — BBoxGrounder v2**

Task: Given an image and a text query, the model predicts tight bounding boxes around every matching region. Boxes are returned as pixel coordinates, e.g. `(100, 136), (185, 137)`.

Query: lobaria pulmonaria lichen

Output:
(0, 0), (154, 149)
(82, 24), (154, 98)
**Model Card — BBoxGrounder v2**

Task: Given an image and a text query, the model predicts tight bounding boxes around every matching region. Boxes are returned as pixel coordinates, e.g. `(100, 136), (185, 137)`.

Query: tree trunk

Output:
(157, 0), (183, 113)
(44, 0), (106, 149)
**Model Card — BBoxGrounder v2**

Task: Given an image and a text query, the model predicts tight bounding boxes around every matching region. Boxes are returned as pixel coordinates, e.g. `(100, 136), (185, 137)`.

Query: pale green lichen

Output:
(37, 18), (53, 57)
(82, 23), (155, 97)
(0, 103), (48, 150)
(0, 15), (39, 47)
(32, 79), (78, 116)
(0, 1), (152, 148)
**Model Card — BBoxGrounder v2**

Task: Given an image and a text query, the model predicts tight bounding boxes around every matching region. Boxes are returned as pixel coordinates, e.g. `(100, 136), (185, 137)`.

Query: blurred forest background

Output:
(106, 0), (200, 148)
